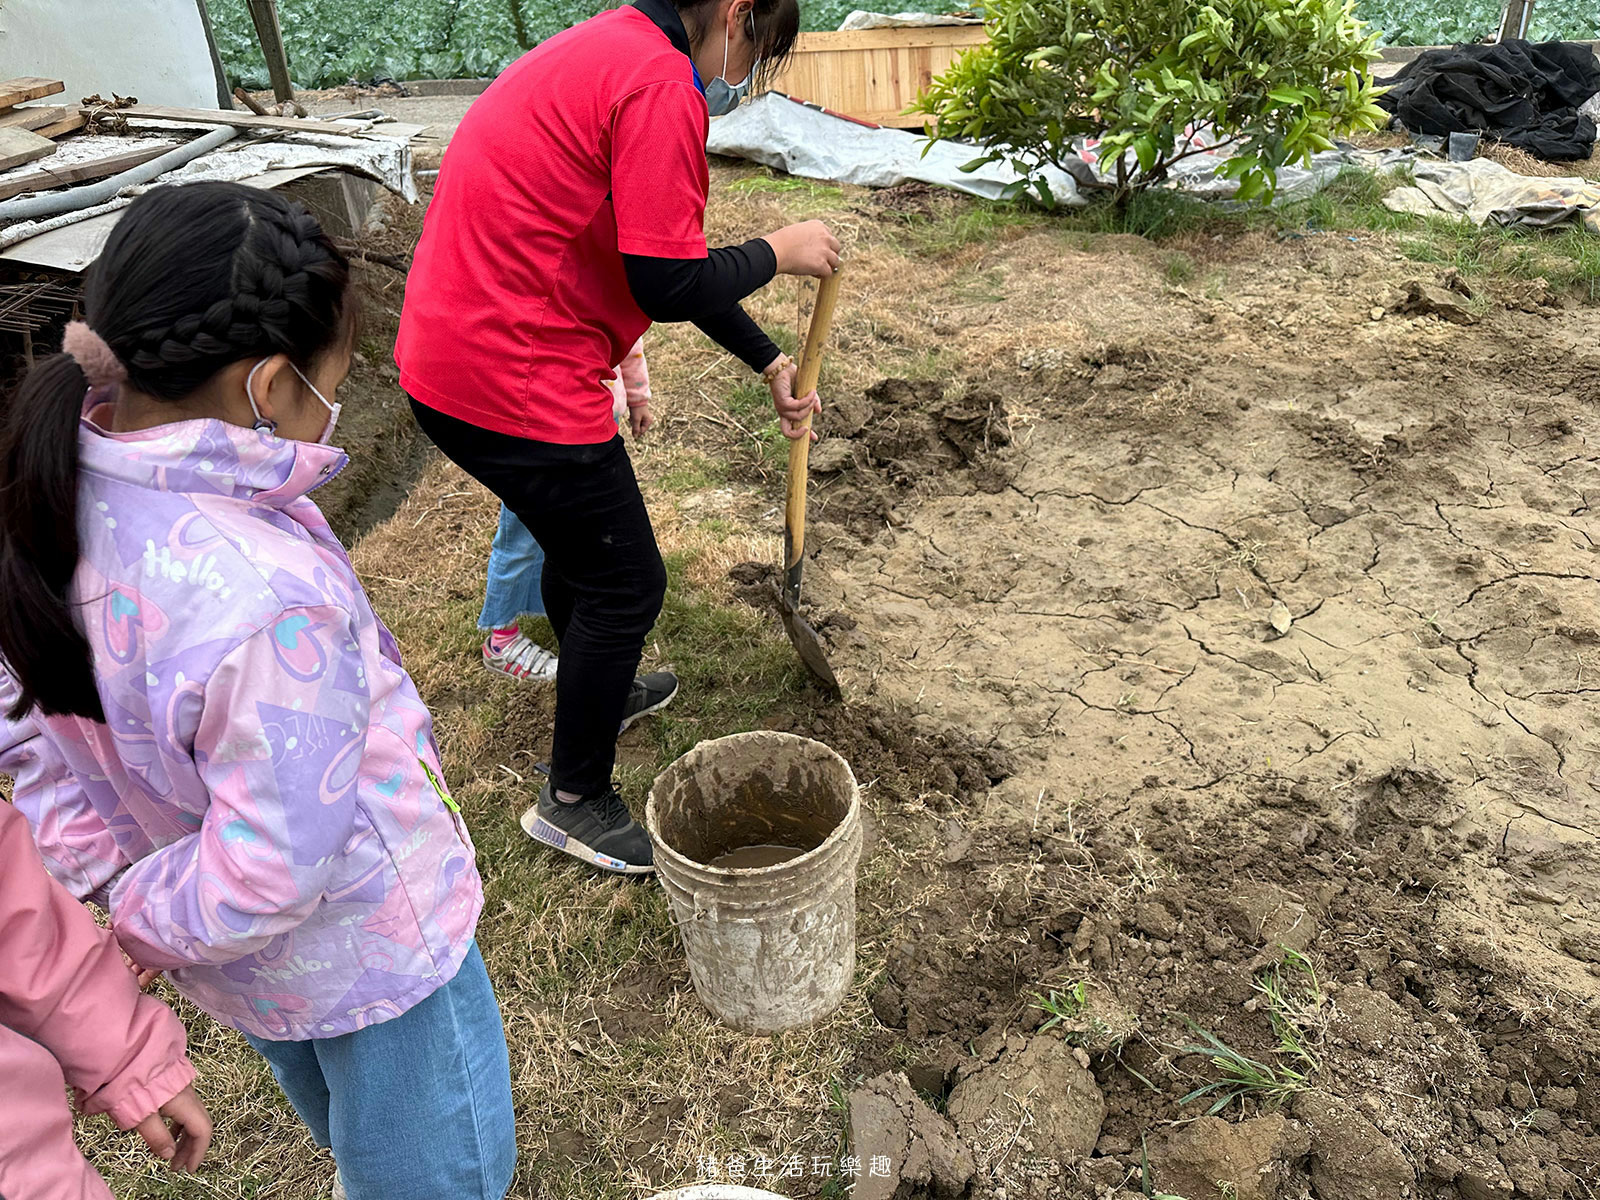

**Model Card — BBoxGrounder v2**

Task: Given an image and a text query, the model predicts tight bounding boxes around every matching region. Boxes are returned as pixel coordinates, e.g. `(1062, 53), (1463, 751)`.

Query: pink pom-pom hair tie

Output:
(62, 321), (128, 389)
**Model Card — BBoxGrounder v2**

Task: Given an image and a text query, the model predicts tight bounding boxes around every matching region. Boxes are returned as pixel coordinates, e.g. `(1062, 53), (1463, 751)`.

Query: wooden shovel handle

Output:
(782, 270), (843, 597)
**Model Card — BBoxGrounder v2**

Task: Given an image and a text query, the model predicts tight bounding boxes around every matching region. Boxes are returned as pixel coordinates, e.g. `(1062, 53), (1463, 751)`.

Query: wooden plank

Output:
(36, 114), (89, 140)
(0, 127), (55, 172)
(245, 0), (296, 105)
(0, 105), (68, 132)
(788, 27), (987, 53)
(81, 104), (367, 136)
(0, 77), (65, 110)
(233, 86), (273, 116)
(852, 109), (928, 128)
(0, 143), (172, 202)
(769, 25), (985, 126)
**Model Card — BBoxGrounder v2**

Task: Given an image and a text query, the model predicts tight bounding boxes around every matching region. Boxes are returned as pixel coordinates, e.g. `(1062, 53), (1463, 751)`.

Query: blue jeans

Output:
(479, 504), (545, 629)
(243, 944), (516, 1200)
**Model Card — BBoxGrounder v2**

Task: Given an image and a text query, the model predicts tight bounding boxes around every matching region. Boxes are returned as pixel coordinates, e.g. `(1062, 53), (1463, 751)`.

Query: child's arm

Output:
(108, 605), (369, 972)
(619, 338), (651, 408)
(0, 669), (126, 900)
(0, 802), (208, 1166)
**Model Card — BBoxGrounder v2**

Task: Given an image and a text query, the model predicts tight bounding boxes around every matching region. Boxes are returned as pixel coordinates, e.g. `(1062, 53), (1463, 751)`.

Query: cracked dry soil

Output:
(792, 234), (1600, 1199)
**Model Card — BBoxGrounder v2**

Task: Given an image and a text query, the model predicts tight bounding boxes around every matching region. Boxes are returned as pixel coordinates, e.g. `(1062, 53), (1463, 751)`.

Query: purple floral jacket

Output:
(0, 401), (482, 1040)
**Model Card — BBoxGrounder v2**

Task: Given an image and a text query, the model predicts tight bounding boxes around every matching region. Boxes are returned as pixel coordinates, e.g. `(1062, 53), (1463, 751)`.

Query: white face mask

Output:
(246, 358), (341, 445)
(705, 11), (759, 117)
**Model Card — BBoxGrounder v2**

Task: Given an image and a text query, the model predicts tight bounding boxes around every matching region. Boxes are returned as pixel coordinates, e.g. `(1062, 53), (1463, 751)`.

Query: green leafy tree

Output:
(915, 0), (1391, 208)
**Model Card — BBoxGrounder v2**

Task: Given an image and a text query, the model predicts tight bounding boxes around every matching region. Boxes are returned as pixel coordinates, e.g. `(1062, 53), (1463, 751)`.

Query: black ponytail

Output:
(0, 182), (352, 722)
(0, 354), (102, 720)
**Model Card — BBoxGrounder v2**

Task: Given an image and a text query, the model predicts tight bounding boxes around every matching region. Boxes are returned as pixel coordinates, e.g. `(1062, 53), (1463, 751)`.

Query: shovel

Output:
(779, 270), (843, 697)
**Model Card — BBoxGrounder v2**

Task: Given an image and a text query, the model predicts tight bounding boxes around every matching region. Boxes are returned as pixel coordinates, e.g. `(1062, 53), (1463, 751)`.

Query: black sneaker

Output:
(520, 782), (654, 874)
(619, 671), (679, 733)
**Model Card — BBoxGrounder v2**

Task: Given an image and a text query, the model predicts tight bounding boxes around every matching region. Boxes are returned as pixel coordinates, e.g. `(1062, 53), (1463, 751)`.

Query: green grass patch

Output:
(1028, 166), (1600, 303)
(725, 379), (772, 423)
(1176, 949), (1328, 1115)
(1033, 981), (1088, 1029)
(1397, 221), (1600, 299)
(727, 172), (846, 206)
(889, 200), (1049, 257)
(719, 381), (790, 469)
(658, 454), (730, 494)
(889, 345), (955, 381)
(645, 549), (809, 765)
(1161, 251), (1197, 285)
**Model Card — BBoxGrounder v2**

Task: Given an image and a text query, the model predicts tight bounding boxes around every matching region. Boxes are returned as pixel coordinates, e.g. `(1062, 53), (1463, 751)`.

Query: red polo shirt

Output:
(396, 5), (709, 443)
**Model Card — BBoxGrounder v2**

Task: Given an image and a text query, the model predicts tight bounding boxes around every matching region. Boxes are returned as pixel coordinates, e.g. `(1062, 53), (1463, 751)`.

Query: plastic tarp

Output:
(1384, 158), (1600, 233)
(708, 94), (1087, 203)
(709, 94), (1409, 205)
(1161, 144), (1414, 202)
(0, 124), (418, 265)
(837, 10), (982, 29)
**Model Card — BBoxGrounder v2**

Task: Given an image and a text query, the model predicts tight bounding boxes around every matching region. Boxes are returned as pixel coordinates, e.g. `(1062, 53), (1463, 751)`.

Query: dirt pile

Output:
(801, 244), (1600, 1199)
(810, 377), (1013, 537)
(845, 762), (1600, 1198)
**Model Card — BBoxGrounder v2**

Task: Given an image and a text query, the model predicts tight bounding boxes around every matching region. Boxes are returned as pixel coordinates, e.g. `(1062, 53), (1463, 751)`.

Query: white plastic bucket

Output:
(646, 732), (862, 1035)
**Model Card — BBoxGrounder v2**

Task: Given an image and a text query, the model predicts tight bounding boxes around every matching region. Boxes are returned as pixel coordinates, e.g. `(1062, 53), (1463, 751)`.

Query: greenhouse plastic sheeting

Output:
(707, 94), (1087, 203)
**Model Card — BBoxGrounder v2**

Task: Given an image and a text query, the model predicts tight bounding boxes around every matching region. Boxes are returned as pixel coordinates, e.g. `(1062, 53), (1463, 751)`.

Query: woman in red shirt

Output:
(398, 0), (839, 874)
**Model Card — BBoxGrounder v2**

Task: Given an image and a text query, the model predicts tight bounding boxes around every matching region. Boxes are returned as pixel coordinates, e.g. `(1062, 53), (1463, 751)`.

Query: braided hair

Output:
(0, 183), (352, 722)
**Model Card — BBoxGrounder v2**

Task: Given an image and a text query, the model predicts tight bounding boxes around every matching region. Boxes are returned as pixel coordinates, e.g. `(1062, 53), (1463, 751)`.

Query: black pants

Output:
(410, 399), (667, 797)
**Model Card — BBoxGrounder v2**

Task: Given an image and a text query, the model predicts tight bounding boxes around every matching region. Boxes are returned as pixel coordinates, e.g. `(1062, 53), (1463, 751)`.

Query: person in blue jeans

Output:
(247, 944), (514, 1200)
(480, 339), (654, 684)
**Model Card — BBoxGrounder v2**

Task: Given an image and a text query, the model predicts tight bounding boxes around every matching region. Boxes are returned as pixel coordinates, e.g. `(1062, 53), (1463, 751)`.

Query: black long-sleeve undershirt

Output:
(623, 239), (781, 373)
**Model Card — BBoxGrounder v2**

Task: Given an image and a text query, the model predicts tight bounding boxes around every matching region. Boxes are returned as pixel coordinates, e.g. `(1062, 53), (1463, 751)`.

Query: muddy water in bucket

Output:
(647, 731), (862, 1034)
(709, 844), (805, 869)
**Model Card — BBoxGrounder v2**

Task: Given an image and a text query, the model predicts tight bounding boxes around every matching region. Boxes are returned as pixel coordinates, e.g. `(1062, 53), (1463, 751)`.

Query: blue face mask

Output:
(705, 13), (758, 117)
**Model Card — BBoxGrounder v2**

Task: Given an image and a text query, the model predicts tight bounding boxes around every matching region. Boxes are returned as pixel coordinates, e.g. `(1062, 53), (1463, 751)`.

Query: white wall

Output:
(0, 0), (222, 110)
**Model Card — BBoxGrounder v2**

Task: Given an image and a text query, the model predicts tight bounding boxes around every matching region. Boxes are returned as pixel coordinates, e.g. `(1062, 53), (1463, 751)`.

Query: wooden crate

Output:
(767, 25), (988, 128)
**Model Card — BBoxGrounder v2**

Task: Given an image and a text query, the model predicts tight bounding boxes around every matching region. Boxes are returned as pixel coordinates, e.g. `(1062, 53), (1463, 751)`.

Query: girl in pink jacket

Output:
(0, 799), (211, 1198)
(0, 183), (515, 1200)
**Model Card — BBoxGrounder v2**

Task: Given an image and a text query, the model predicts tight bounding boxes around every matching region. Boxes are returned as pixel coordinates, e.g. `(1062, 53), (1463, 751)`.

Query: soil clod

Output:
(849, 1072), (976, 1200)
(1149, 1113), (1311, 1200)
(1395, 278), (1478, 324)
(1293, 1091), (1415, 1200)
(947, 1037), (1107, 1169)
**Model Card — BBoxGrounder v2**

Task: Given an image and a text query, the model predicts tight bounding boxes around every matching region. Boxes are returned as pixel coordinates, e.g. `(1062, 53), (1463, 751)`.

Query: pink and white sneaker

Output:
(482, 632), (558, 683)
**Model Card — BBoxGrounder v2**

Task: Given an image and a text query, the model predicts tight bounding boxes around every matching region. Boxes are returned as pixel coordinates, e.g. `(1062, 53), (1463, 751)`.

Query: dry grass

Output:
(1480, 141), (1600, 182)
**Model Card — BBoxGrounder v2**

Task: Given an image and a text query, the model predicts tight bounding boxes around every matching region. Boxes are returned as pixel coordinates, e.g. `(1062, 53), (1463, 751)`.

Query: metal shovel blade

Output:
(778, 587), (842, 697)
